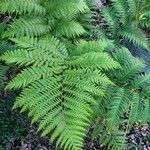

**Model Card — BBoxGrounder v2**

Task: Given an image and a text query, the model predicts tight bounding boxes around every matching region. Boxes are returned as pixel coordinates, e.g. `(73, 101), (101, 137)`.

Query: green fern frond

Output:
(53, 21), (86, 38)
(142, 85), (150, 97)
(111, 48), (145, 82)
(141, 98), (150, 123)
(111, 0), (127, 23)
(72, 40), (108, 56)
(0, 64), (8, 84)
(0, 0), (46, 15)
(100, 130), (126, 150)
(139, 12), (150, 28)
(132, 73), (150, 88)
(127, 0), (137, 15)
(119, 27), (149, 49)
(110, 131), (126, 150)
(129, 92), (144, 124)
(0, 22), (7, 36)
(95, 0), (150, 49)
(92, 45), (150, 148)
(101, 7), (118, 33)
(107, 88), (129, 130)
(46, 0), (88, 19)
(67, 51), (120, 70)
(6, 66), (53, 89)
(1, 33), (118, 149)
(10, 36), (68, 57)
(0, 42), (16, 54)
(2, 17), (50, 38)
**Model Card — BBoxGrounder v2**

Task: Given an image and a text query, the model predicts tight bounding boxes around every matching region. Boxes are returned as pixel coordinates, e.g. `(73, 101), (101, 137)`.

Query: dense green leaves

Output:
(0, 1), (120, 149)
(0, 1), (150, 150)
(92, 47), (150, 150)
(1, 37), (118, 150)
(96, 0), (150, 50)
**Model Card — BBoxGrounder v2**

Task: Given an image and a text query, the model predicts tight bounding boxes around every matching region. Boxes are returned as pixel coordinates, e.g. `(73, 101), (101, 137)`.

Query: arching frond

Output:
(1, 35), (118, 149)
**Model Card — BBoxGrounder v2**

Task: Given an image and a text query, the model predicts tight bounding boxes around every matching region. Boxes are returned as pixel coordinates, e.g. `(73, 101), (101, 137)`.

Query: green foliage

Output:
(0, 0), (87, 39)
(0, 1), (150, 150)
(0, 23), (16, 88)
(138, 0), (150, 28)
(92, 47), (150, 149)
(0, 1), (120, 150)
(94, 0), (150, 50)
(1, 37), (119, 150)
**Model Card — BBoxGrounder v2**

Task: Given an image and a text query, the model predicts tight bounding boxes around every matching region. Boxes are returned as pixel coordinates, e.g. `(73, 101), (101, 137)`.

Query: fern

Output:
(0, 23), (16, 88)
(107, 88), (129, 130)
(91, 0), (150, 50)
(0, 1), (120, 149)
(92, 47), (150, 149)
(1, 0), (87, 39)
(1, 37), (119, 150)
(1, 1), (150, 150)
(108, 131), (127, 150)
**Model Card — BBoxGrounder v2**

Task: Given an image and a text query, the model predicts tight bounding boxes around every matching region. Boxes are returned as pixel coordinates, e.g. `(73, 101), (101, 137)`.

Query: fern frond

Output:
(110, 131), (126, 150)
(0, 64), (8, 84)
(46, 0), (88, 19)
(119, 27), (149, 50)
(127, 0), (137, 15)
(0, 42), (16, 54)
(129, 92), (143, 124)
(2, 17), (50, 38)
(111, 48), (145, 82)
(107, 88), (129, 130)
(67, 52), (120, 70)
(139, 12), (150, 28)
(12, 74), (93, 150)
(96, 0), (150, 50)
(1, 34), (117, 149)
(0, 0), (46, 15)
(142, 85), (150, 97)
(72, 40), (108, 56)
(101, 7), (117, 33)
(141, 98), (150, 123)
(0, 23), (7, 36)
(10, 36), (68, 57)
(53, 21), (86, 38)
(111, 0), (127, 23)
(132, 73), (150, 88)
(6, 66), (53, 89)
(101, 130), (126, 150)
